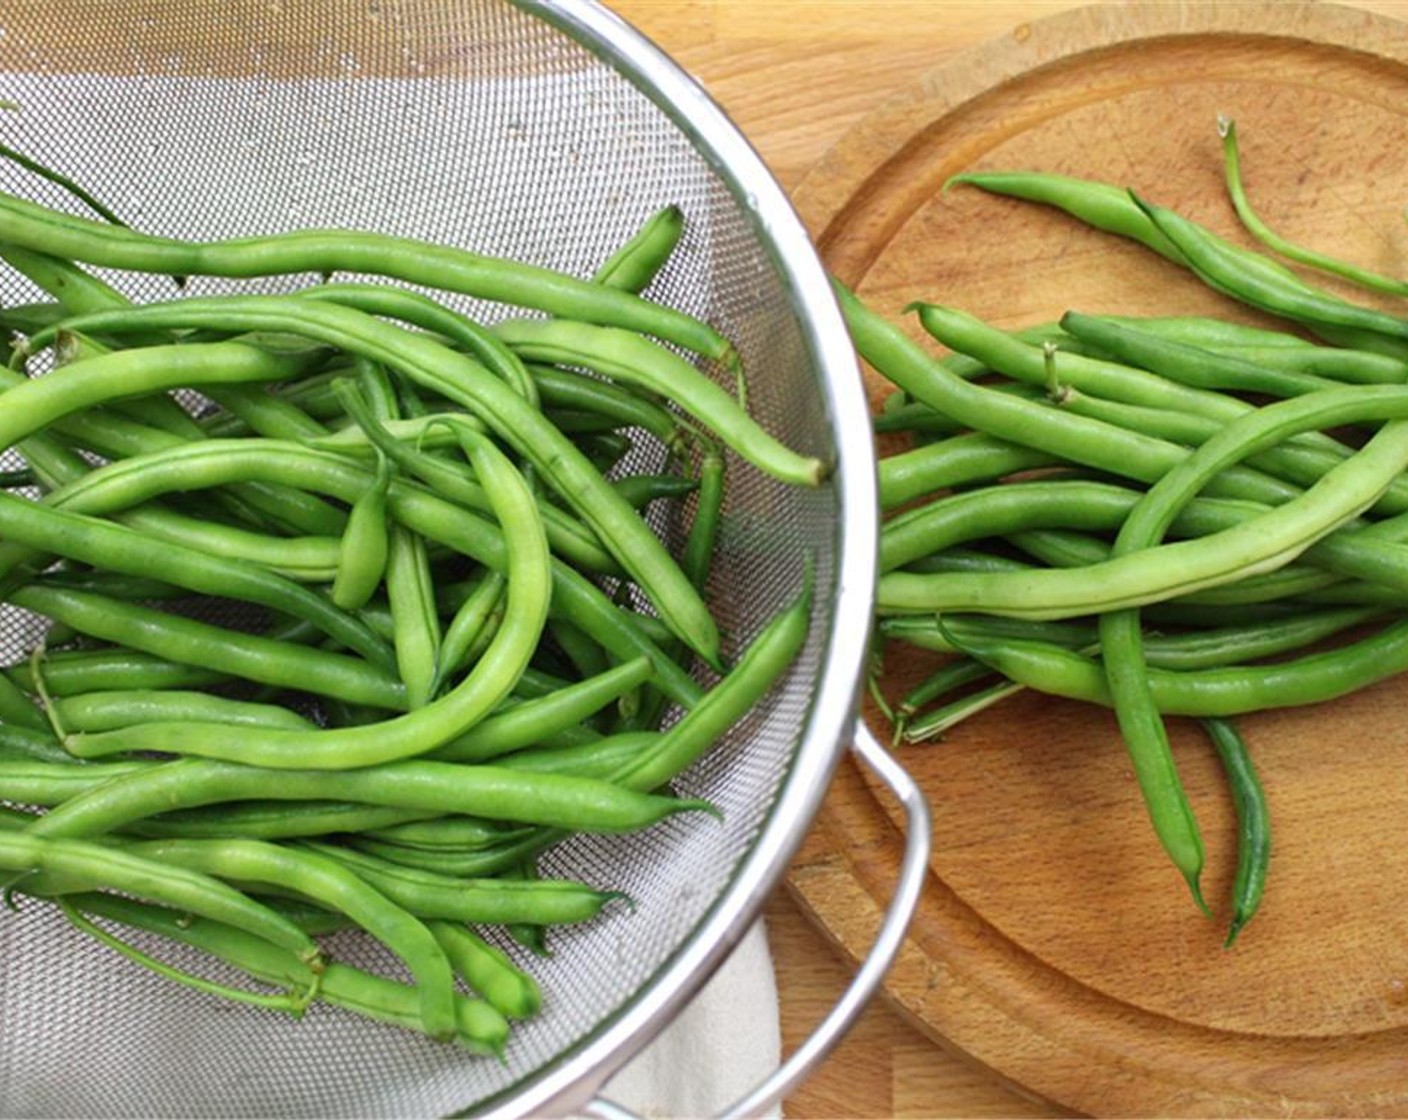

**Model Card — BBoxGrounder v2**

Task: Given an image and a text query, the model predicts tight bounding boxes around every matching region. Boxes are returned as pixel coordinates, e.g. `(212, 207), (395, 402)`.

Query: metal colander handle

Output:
(584, 725), (932, 1120)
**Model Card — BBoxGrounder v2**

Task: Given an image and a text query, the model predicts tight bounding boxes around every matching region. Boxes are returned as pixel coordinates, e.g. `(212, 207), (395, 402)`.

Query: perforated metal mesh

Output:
(0, 2), (867, 1116)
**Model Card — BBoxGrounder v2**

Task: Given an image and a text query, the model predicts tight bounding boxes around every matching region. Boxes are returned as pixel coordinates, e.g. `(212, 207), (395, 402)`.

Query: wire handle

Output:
(585, 723), (932, 1119)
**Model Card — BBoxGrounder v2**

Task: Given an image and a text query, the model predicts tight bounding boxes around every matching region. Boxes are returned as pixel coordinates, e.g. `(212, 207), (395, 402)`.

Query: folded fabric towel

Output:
(597, 919), (782, 1119)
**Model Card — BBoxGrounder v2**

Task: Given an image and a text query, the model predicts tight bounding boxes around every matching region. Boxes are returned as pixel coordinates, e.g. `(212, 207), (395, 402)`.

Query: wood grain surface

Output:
(604, 2), (1408, 1117)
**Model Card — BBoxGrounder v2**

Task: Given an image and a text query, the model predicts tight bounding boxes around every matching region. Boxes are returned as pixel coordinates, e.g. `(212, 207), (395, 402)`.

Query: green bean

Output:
(299, 841), (622, 927)
(433, 570), (506, 694)
(944, 616), (1408, 715)
(429, 921), (542, 1020)
(1003, 526), (1111, 570)
(1130, 191), (1408, 344)
(1199, 715), (1271, 948)
(896, 546), (1034, 576)
(22, 298), (723, 663)
(529, 363), (693, 456)
(0, 299), (64, 335)
(952, 170), (1408, 358)
(361, 816), (533, 853)
(298, 282), (541, 407)
(1216, 343), (1408, 385)
(129, 801), (433, 841)
(342, 837), (520, 877)
(1096, 314), (1315, 351)
(1049, 386), (1404, 515)
(493, 730), (660, 781)
(201, 383), (332, 441)
(682, 450), (725, 592)
(4, 648), (228, 696)
(547, 617), (610, 683)
(8, 584), (406, 711)
(56, 896), (321, 1015)
(0, 136), (129, 224)
(330, 451), (392, 611)
(612, 472), (699, 511)
(1059, 311), (1336, 398)
(613, 579), (810, 794)
(0, 342), (346, 540)
(895, 658), (997, 721)
(0, 831), (321, 966)
(893, 606), (1386, 673)
(0, 723), (75, 765)
(126, 836), (456, 1040)
(49, 690), (313, 735)
(591, 203), (685, 293)
(872, 400), (963, 437)
(0, 187), (737, 365)
(32, 569), (189, 602)
(0, 662), (46, 732)
(491, 317), (827, 489)
(386, 522), (441, 710)
(67, 892), (511, 1053)
(947, 170), (1186, 262)
(430, 656), (654, 763)
(499, 859), (554, 957)
(879, 432), (1056, 510)
(882, 479), (1138, 573)
(0, 757), (151, 806)
(0, 339), (290, 445)
(28, 752), (713, 840)
(114, 510), (342, 583)
(901, 676), (1026, 742)
(1220, 116), (1408, 298)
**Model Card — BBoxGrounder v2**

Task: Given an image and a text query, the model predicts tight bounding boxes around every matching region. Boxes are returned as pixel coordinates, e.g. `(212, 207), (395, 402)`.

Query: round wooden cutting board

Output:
(786, 3), (1408, 1116)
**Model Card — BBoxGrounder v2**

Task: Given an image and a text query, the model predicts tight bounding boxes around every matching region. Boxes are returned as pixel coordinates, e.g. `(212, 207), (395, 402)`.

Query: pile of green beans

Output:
(0, 181), (821, 1051)
(860, 142), (1408, 947)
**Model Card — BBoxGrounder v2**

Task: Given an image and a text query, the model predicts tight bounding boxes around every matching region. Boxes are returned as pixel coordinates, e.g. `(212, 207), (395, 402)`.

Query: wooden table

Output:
(599, 2), (1408, 1116)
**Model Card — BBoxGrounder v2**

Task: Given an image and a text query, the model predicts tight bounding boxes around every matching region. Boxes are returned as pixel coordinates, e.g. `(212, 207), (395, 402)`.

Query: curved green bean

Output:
(1200, 716), (1270, 947)
(0, 187), (736, 364)
(64, 423), (549, 768)
(125, 836), (456, 1040)
(431, 656), (653, 764)
(591, 204), (685, 293)
(491, 317), (827, 488)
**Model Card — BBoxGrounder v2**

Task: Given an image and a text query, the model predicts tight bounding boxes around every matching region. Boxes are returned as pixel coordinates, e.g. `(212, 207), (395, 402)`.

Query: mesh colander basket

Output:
(0, 2), (927, 1116)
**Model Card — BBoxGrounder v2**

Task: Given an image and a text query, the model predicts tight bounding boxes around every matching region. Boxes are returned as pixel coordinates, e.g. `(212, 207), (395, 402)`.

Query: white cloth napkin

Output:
(597, 919), (782, 1119)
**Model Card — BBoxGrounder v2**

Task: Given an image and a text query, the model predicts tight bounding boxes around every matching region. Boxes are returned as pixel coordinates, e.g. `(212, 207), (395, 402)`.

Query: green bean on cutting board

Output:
(866, 129), (1408, 946)
(0, 181), (817, 1053)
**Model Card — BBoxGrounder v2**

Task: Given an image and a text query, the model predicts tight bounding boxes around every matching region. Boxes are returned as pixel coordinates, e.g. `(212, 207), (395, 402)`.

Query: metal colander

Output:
(0, 2), (926, 1117)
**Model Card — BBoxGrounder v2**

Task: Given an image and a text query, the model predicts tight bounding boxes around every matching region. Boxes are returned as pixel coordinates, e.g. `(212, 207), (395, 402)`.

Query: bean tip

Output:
(1222, 916), (1246, 949)
(940, 172), (978, 195)
(601, 889), (636, 915)
(1184, 870), (1213, 918)
(682, 797), (723, 823)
